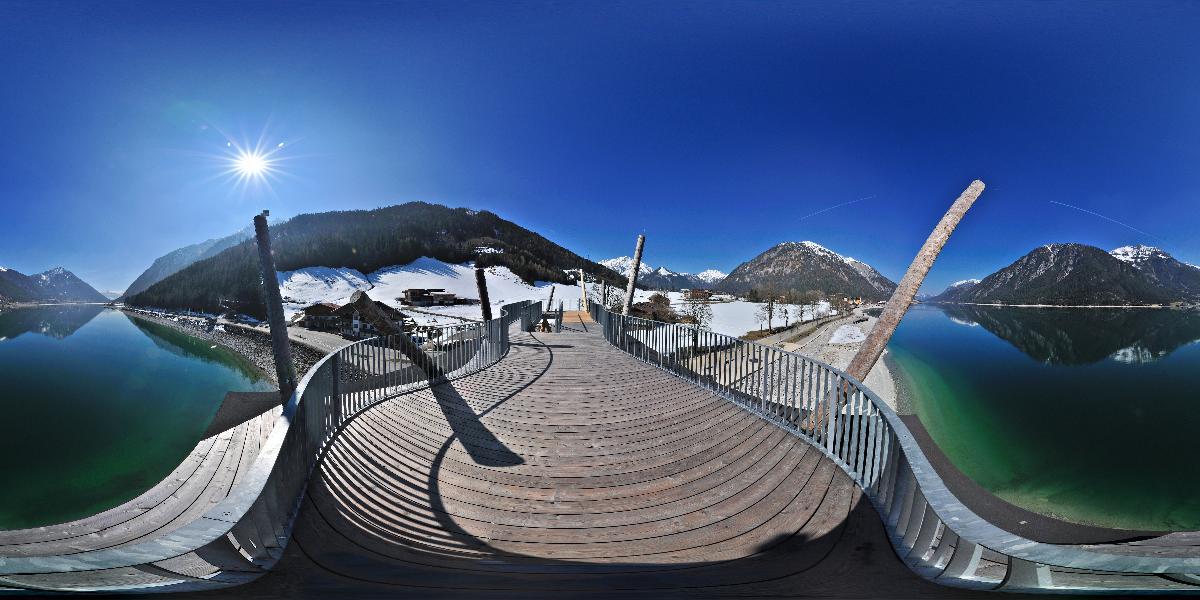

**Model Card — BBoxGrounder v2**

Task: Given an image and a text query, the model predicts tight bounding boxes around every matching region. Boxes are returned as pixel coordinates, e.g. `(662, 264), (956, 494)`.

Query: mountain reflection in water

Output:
(0, 304), (104, 340)
(937, 304), (1200, 365)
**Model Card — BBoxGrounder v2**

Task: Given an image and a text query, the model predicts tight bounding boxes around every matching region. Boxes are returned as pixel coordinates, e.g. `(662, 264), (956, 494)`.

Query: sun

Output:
(217, 135), (288, 194)
(234, 151), (270, 178)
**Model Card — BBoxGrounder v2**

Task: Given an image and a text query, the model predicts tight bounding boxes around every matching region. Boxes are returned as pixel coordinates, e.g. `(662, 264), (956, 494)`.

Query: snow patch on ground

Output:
(277, 257), (584, 326)
(829, 325), (866, 345)
(629, 289), (833, 338)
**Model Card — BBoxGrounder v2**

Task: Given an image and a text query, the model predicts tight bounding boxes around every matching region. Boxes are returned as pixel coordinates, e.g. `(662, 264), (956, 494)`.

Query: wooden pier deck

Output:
(229, 330), (982, 598)
(0, 403), (279, 560)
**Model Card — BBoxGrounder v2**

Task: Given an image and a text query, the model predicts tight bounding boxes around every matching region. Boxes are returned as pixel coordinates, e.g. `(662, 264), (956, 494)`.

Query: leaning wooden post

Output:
(475, 267), (492, 321)
(622, 234), (645, 315)
(807, 180), (985, 432)
(845, 180), (985, 380)
(253, 210), (298, 403)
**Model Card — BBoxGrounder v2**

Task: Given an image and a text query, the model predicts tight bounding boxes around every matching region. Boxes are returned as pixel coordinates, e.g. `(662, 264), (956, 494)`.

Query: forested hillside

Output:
(121, 227), (252, 299)
(128, 203), (623, 317)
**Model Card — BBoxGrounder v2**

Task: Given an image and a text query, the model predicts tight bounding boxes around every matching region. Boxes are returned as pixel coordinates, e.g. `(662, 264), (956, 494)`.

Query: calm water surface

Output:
(889, 304), (1200, 531)
(0, 306), (271, 529)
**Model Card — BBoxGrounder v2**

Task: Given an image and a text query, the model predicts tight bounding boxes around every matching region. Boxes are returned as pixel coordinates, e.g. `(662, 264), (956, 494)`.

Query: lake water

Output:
(888, 304), (1200, 531)
(0, 306), (272, 530)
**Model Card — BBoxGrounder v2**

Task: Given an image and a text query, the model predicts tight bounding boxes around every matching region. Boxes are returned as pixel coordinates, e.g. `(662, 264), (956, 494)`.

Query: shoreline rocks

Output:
(121, 309), (324, 386)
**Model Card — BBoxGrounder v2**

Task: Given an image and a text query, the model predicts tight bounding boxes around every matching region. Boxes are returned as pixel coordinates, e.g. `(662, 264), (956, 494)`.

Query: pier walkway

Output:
(238, 328), (953, 598)
(2, 302), (1199, 595)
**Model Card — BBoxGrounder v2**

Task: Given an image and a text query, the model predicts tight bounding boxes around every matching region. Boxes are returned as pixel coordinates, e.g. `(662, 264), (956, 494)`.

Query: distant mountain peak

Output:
(0, 266), (106, 303)
(937, 242), (1199, 305)
(951, 278), (980, 287)
(718, 241), (895, 299)
(1110, 244), (1168, 266)
(598, 256), (725, 291)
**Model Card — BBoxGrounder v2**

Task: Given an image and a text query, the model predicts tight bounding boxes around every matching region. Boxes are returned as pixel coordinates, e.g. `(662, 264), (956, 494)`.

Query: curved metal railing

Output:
(589, 303), (1200, 594)
(0, 301), (543, 593)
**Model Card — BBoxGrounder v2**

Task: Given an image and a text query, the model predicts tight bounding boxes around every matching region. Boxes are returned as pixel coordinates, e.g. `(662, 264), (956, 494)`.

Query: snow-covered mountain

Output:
(930, 278), (981, 302)
(1109, 244), (1200, 299)
(946, 243), (1182, 305)
(599, 257), (726, 291)
(0, 266), (107, 303)
(716, 241), (896, 299)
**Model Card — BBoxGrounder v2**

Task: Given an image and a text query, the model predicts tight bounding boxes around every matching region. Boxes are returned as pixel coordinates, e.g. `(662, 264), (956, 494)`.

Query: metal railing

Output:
(589, 303), (1200, 594)
(0, 300), (543, 593)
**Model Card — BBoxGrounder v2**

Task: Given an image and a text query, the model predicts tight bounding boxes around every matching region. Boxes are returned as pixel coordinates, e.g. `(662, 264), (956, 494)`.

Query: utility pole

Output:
(622, 234), (645, 315)
(475, 267), (492, 321)
(253, 210), (298, 403)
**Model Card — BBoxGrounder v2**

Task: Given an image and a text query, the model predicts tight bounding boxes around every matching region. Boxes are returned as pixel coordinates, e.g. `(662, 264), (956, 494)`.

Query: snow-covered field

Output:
(277, 256), (831, 334)
(277, 257), (584, 326)
(629, 289), (834, 338)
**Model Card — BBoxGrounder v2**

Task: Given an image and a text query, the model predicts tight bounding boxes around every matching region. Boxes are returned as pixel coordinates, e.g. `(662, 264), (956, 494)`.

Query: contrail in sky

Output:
(798, 195), (875, 221)
(1047, 200), (1163, 241)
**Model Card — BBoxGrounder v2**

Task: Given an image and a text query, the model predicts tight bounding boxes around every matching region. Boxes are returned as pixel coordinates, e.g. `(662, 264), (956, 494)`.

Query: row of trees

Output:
(749, 286), (830, 331)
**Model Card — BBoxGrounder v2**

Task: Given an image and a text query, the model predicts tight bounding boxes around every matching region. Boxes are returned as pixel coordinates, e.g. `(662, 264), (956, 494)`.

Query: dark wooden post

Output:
(475, 267), (492, 321)
(253, 210), (298, 403)
(622, 234), (645, 315)
(578, 269), (587, 310)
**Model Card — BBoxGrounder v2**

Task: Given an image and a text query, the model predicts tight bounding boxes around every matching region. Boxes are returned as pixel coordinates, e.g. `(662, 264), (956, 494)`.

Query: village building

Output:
(299, 299), (408, 338)
(299, 302), (341, 331)
(400, 288), (462, 306)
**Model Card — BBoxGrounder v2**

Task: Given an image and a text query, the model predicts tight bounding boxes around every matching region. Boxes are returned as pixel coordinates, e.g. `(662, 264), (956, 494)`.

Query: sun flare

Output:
(234, 151), (269, 178)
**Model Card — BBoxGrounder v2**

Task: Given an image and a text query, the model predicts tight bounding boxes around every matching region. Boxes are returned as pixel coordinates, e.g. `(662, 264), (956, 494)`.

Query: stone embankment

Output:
(122, 308), (324, 385)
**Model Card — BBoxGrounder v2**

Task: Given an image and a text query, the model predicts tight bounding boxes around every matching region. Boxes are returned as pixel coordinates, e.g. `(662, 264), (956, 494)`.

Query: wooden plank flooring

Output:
(0, 405), (279, 558)
(230, 330), (990, 598)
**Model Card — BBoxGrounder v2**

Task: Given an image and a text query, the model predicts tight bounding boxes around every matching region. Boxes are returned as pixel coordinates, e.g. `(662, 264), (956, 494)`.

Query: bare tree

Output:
(679, 296), (713, 328)
(679, 295), (713, 350)
(755, 285), (778, 331)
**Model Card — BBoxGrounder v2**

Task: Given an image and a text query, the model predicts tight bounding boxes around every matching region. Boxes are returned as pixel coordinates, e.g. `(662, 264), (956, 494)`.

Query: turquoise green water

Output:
(889, 304), (1200, 531)
(0, 306), (272, 530)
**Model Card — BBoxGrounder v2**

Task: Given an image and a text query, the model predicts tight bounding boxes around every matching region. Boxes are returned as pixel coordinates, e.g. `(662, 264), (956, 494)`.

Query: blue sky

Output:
(2, 1), (1199, 294)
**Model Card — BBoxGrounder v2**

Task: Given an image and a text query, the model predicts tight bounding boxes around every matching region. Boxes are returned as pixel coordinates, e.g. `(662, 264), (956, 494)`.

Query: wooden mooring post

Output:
(475, 267), (492, 321)
(253, 210), (299, 403)
(622, 234), (645, 315)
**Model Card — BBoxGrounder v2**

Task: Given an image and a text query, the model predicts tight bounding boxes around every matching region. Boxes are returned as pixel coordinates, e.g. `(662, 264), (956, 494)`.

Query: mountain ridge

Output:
(0, 266), (108, 303)
(716, 241), (896, 299)
(121, 227), (254, 300)
(598, 256), (726, 291)
(931, 243), (1199, 305)
(127, 202), (624, 318)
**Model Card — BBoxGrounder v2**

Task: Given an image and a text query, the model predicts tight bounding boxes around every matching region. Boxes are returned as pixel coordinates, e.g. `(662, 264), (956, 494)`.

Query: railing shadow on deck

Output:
(587, 303), (1200, 595)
